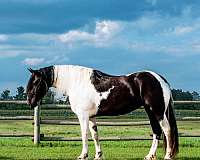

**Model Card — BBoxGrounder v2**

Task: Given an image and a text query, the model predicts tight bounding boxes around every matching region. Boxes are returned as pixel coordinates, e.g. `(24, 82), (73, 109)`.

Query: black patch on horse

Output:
(91, 72), (140, 116)
(39, 66), (54, 87)
(133, 72), (166, 120)
(90, 70), (119, 92)
(92, 125), (98, 132)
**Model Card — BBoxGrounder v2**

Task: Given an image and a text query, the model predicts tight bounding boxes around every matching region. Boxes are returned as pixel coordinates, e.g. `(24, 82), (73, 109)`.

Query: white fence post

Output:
(34, 105), (40, 145)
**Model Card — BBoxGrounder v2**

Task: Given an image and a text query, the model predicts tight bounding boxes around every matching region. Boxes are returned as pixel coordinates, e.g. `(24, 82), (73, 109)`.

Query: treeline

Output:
(0, 86), (26, 100)
(171, 89), (200, 110)
(0, 86), (56, 103)
(0, 87), (200, 102)
(0, 86), (69, 104)
(171, 89), (200, 101)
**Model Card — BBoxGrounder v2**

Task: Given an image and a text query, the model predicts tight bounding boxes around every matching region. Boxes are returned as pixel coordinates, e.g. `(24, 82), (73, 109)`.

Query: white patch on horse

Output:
(53, 65), (94, 113)
(147, 71), (171, 112)
(99, 86), (114, 99)
(96, 86), (114, 106)
(53, 65), (116, 117)
(159, 115), (172, 159)
(145, 134), (159, 159)
(120, 79), (134, 96)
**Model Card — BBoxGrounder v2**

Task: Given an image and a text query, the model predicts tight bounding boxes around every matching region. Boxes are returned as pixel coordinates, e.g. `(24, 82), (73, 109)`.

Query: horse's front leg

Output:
(89, 117), (102, 160)
(77, 113), (89, 160)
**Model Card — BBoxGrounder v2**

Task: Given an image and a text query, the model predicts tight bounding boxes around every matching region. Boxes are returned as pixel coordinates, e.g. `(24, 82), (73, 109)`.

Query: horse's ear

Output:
(28, 68), (34, 73)
(27, 68), (41, 76)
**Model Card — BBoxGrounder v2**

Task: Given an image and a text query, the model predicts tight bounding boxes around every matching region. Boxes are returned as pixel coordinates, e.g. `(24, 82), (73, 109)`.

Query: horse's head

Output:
(26, 68), (48, 108)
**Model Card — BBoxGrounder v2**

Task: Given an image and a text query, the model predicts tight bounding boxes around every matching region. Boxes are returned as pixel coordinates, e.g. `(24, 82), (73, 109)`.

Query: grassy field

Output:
(0, 120), (200, 159)
(0, 137), (200, 160)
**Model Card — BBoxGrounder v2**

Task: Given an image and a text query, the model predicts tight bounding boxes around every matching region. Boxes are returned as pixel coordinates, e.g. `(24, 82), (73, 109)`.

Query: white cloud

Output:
(130, 41), (187, 56)
(59, 30), (93, 43)
(58, 20), (121, 47)
(0, 34), (8, 41)
(0, 50), (21, 58)
(2, 7), (200, 62)
(22, 58), (45, 66)
(173, 26), (194, 35)
(57, 14), (200, 56)
(0, 33), (68, 59)
(46, 55), (69, 64)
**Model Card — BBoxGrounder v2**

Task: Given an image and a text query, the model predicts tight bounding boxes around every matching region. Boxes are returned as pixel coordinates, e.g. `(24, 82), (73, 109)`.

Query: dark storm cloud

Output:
(0, 0), (199, 34)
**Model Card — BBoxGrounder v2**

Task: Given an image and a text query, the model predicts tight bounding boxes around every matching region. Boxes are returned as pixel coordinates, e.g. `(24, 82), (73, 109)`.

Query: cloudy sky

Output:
(0, 0), (200, 94)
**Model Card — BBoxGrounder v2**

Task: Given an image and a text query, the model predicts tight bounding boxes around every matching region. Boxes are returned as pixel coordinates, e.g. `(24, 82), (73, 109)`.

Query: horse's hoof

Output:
(164, 153), (173, 160)
(94, 157), (102, 160)
(77, 157), (88, 160)
(144, 155), (156, 160)
(94, 156), (103, 160)
(77, 153), (88, 160)
(94, 151), (103, 160)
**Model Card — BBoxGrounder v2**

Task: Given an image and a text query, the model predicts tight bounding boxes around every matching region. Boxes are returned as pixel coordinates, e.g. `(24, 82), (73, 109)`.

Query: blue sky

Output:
(0, 0), (200, 94)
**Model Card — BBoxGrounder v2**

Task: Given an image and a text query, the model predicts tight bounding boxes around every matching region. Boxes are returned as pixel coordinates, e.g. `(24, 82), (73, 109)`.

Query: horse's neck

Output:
(53, 65), (93, 95)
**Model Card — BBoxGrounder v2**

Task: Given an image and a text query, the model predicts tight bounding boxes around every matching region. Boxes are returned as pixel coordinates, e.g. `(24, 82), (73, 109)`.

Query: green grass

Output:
(0, 120), (200, 159)
(1, 120), (199, 137)
(0, 138), (199, 159)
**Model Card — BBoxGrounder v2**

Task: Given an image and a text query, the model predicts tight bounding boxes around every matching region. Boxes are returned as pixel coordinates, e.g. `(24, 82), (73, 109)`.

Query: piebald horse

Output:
(26, 65), (178, 160)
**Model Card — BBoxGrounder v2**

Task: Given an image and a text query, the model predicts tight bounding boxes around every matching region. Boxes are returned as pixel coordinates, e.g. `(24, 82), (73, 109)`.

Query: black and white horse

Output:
(26, 65), (178, 160)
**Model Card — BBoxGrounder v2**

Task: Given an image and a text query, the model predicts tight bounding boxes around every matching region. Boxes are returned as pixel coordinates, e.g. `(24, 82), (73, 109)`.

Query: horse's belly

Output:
(96, 103), (138, 116)
(95, 89), (141, 116)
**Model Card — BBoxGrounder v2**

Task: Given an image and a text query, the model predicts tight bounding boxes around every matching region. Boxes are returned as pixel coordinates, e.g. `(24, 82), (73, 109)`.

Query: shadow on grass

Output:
(0, 157), (14, 160)
(177, 158), (200, 160)
(102, 157), (200, 160)
(31, 159), (79, 160)
(103, 159), (145, 160)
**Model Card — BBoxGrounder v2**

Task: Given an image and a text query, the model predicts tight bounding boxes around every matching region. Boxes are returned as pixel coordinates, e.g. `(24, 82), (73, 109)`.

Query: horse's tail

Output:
(163, 96), (179, 158)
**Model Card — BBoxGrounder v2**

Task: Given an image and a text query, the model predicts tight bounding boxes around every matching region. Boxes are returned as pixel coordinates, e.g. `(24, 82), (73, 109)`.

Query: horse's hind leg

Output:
(144, 107), (162, 160)
(89, 117), (102, 160)
(159, 115), (172, 160)
(146, 107), (176, 160)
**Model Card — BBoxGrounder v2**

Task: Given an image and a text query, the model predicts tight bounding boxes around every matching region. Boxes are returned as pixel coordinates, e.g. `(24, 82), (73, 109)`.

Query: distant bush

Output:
(0, 103), (29, 110)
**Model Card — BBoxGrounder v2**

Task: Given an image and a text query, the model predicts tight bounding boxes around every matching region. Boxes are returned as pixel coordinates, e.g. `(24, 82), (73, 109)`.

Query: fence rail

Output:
(40, 120), (150, 126)
(0, 100), (200, 144)
(0, 116), (33, 120)
(174, 100), (200, 104)
(0, 100), (27, 104)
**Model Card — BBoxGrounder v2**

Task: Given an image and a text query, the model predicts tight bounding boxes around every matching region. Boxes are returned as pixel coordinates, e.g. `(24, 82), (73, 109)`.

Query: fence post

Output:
(34, 105), (40, 145)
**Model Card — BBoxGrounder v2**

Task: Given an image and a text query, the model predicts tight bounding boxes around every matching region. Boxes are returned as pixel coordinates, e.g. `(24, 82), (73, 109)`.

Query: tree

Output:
(43, 89), (55, 104)
(191, 91), (200, 100)
(171, 89), (193, 100)
(15, 86), (26, 100)
(1, 89), (11, 100)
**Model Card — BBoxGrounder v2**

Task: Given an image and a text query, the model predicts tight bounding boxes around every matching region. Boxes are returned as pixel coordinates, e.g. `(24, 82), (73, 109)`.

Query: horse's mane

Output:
(53, 65), (93, 94)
